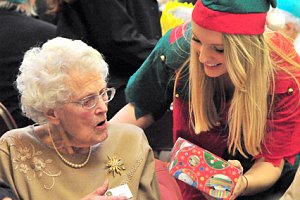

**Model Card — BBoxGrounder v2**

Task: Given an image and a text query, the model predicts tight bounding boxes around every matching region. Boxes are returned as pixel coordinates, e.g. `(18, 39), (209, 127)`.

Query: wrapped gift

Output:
(168, 137), (242, 199)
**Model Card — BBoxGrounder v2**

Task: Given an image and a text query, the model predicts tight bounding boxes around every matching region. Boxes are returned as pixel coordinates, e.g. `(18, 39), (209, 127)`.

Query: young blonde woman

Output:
(111, 0), (300, 199)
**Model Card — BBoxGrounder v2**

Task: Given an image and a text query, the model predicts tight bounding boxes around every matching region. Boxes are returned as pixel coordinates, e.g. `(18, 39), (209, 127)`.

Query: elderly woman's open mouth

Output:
(97, 120), (106, 128)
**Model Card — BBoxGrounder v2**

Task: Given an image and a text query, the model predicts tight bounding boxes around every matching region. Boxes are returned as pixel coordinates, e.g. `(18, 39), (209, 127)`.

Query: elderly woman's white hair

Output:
(16, 37), (109, 124)
(0, 0), (36, 16)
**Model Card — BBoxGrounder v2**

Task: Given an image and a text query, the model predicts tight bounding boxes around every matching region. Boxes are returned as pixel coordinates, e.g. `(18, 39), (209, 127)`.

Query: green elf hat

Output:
(192, 0), (283, 34)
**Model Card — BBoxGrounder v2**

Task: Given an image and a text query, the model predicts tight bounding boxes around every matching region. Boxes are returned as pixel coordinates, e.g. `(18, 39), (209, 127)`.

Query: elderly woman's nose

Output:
(95, 99), (108, 113)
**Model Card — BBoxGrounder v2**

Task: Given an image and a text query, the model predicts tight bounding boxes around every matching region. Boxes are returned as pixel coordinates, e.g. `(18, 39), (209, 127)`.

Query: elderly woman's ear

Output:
(44, 109), (60, 125)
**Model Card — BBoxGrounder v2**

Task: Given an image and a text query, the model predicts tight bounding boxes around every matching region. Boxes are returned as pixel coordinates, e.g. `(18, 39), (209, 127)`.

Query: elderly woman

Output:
(0, 37), (160, 200)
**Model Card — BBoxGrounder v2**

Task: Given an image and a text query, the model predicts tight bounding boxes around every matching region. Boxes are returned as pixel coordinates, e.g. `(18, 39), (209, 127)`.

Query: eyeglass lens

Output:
(83, 88), (114, 109)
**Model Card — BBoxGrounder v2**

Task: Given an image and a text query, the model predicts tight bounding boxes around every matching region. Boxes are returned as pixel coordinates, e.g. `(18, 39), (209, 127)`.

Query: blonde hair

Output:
(176, 32), (300, 157)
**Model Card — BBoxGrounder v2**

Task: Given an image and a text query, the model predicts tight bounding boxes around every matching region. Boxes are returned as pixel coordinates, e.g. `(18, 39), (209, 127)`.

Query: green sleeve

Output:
(125, 22), (192, 120)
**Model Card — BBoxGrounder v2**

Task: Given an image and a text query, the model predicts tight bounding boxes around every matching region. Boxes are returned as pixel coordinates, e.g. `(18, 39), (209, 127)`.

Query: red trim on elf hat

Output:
(192, 1), (267, 35)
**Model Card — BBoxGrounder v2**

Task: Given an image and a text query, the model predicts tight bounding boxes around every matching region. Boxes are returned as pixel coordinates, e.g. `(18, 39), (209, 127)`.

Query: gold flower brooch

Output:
(105, 156), (126, 177)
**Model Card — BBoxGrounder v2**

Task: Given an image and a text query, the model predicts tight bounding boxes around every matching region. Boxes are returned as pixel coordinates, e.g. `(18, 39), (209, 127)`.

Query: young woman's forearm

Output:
(242, 158), (284, 196)
(110, 103), (155, 129)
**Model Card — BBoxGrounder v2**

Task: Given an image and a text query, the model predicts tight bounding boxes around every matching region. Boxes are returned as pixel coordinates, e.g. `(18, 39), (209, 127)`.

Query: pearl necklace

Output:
(47, 125), (91, 169)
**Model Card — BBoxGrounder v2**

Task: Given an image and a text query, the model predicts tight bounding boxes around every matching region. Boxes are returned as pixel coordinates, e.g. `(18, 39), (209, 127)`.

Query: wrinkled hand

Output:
(228, 160), (247, 200)
(80, 180), (127, 200)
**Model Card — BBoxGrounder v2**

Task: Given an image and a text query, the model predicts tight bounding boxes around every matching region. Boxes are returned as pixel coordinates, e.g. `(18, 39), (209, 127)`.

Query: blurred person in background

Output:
(0, 0), (56, 128)
(277, 0), (300, 54)
(35, 0), (57, 24)
(46, 0), (162, 119)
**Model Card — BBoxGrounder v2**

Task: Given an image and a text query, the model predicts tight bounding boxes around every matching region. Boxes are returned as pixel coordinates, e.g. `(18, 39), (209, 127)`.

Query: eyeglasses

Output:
(69, 87), (116, 109)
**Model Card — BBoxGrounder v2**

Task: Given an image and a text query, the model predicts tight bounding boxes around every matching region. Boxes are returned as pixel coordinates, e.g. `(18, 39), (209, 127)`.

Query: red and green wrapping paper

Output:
(168, 137), (242, 199)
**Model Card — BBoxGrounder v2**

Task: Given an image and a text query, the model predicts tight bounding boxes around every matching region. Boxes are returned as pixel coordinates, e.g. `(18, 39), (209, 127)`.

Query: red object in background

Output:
(168, 137), (242, 199)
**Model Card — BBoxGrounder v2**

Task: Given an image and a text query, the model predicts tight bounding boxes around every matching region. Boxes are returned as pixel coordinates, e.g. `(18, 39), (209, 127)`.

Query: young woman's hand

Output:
(227, 160), (247, 200)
